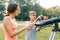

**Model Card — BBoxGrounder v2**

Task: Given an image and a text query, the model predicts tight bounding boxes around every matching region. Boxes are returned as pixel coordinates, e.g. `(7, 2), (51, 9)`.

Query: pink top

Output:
(3, 16), (17, 40)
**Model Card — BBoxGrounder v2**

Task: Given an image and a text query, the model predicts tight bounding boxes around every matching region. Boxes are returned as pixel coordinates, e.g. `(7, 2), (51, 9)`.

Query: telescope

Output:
(35, 16), (60, 26)
(35, 16), (60, 40)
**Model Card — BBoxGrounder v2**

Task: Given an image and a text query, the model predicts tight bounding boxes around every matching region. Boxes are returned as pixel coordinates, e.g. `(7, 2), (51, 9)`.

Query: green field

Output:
(0, 21), (60, 40)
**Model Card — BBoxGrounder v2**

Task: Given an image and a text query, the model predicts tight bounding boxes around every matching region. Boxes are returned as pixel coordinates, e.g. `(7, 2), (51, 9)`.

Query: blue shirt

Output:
(25, 21), (37, 40)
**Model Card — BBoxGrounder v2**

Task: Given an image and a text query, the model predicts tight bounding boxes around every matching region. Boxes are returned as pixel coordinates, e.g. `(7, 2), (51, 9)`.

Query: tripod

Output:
(49, 22), (60, 40)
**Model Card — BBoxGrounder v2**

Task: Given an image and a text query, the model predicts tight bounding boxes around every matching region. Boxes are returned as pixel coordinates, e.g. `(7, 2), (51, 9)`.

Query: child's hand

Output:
(37, 16), (41, 20)
(36, 27), (41, 32)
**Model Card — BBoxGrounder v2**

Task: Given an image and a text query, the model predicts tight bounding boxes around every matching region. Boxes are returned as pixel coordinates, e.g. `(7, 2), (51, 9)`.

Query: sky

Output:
(37, 0), (60, 8)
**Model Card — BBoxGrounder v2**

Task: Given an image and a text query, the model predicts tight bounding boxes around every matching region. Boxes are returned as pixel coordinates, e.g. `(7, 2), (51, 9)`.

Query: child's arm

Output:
(25, 16), (41, 30)
(36, 27), (41, 32)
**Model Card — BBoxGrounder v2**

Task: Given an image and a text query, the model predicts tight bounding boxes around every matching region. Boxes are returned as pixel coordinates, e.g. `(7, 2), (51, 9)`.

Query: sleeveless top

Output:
(25, 21), (37, 40)
(2, 16), (17, 40)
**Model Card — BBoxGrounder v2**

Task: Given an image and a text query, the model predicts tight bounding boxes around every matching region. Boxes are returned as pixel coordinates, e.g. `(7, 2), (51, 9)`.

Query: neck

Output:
(9, 14), (15, 19)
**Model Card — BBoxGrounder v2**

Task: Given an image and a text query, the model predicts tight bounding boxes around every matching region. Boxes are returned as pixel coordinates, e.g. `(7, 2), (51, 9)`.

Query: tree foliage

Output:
(0, 0), (60, 20)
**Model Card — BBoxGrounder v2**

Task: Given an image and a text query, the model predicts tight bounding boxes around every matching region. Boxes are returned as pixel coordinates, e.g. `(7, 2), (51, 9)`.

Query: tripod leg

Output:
(52, 31), (56, 40)
(49, 31), (56, 40)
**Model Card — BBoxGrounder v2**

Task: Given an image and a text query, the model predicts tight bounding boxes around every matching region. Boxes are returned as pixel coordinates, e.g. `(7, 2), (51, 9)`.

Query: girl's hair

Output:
(6, 2), (18, 16)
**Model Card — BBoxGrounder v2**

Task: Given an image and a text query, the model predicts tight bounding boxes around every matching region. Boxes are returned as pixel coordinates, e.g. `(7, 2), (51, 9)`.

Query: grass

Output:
(0, 21), (60, 40)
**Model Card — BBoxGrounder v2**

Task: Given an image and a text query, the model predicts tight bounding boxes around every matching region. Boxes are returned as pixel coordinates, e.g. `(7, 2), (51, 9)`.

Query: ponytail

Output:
(5, 13), (10, 16)
(3, 12), (10, 16)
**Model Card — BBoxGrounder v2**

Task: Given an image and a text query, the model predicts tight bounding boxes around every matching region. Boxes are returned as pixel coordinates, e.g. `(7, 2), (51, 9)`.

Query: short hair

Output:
(29, 11), (36, 15)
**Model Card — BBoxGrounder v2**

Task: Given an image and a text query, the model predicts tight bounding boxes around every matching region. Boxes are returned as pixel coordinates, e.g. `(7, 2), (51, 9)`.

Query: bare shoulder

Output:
(4, 16), (10, 19)
(3, 16), (10, 22)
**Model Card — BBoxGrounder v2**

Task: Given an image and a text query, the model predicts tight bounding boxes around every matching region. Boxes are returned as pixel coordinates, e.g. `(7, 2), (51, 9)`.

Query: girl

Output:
(2, 3), (41, 40)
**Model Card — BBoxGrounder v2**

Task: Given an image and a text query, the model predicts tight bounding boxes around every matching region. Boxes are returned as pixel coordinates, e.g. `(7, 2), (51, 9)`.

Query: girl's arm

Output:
(3, 16), (40, 37)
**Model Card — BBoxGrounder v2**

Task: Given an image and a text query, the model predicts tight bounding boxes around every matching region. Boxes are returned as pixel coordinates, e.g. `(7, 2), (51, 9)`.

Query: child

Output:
(25, 11), (40, 40)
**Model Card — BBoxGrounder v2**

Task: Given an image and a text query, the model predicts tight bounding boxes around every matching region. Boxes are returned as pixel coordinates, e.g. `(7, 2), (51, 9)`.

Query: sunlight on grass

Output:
(0, 21), (60, 40)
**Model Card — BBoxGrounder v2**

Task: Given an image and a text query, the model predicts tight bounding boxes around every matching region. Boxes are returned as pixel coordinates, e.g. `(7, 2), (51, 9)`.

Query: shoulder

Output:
(4, 16), (10, 20)
(3, 16), (10, 22)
